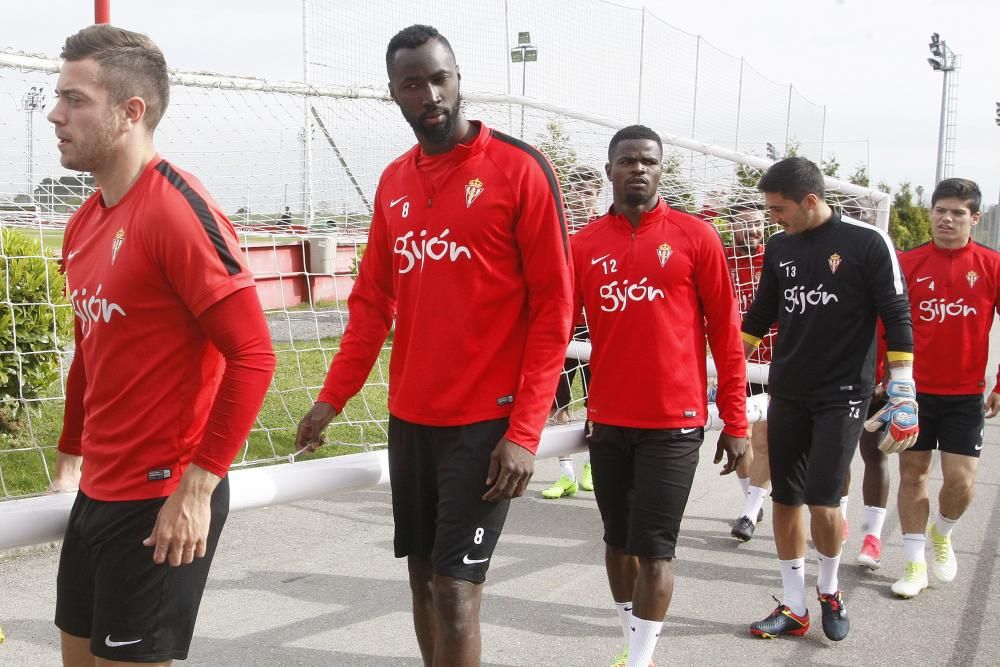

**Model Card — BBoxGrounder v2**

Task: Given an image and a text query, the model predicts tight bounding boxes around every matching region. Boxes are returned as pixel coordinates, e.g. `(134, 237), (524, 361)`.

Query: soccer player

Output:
(890, 178), (1000, 598)
(46, 25), (276, 665)
(742, 157), (915, 642)
(725, 202), (773, 542)
(294, 25), (572, 666)
(545, 163), (603, 499)
(572, 125), (747, 667)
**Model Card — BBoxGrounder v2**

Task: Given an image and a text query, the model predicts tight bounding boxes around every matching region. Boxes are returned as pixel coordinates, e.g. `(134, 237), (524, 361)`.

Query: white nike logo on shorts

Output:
(975, 443), (983, 451)
(389, 195), (408, 207)
(463, 554), (489, 565)
(591, 254), (611, 265)
(849, 400), (863, 405)
(105, 635), (142, 648)
(680, 427), (698, 434)
(779, 260), (794, 267)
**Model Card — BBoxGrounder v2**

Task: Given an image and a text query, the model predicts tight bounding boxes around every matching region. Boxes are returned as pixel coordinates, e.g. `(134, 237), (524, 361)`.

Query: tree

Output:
(534, 120), (579, 185)
(885, 182), (931, 250)
(849, 164), (870, 188)
(821, 155), (840, 178)
(658, 152), (696, 213)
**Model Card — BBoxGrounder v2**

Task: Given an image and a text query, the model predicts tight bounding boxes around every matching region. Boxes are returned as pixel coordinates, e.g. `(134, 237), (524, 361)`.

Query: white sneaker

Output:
(891, 561), (928, 598)
(929, 524), (958, 583)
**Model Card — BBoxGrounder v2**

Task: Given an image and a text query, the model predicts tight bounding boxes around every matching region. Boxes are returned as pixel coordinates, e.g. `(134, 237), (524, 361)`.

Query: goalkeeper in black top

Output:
(741, 158), (915, 642)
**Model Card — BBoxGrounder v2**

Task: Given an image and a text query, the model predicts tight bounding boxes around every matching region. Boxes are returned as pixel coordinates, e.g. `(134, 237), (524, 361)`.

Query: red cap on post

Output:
(95, 0), (110, 23)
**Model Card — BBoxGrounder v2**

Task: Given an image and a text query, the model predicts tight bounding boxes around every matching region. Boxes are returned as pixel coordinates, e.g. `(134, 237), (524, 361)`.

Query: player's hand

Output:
(482, 437), (535, 502)
(714, 433), (747, 475)
(985, 392), (1000, 419)
(295, 401), (338, 453)
(46, 452), (82, 494)
(143, 465), (219, 566)
(864, 380), (919, 453)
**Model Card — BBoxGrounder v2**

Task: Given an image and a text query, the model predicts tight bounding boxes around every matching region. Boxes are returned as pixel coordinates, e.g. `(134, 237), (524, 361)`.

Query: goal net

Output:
(0, 49), (888, 505)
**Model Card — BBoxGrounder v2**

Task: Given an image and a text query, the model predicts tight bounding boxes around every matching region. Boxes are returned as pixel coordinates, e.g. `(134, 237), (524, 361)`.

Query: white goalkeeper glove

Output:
(863, 378), (919, 453)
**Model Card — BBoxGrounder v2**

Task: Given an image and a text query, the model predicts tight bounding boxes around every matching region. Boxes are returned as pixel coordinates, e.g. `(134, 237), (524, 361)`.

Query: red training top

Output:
(726, 244), (775, 365)
(571, 200), (748, 436)
(317, 122), (573, 453)
(900, 240), (1000, 395)
(58, 157), (274, 501)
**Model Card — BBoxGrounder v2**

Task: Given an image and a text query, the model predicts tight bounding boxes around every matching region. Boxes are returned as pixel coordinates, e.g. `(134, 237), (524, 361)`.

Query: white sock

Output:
(614, 601), (633, 644)
(816, 549), (842, 595)
(626, 616), (663, 667)
(744, 486), (768, 525)
(862, 505), (887, 538)
(839, 496), (849, 520)
(779, 558), (807, 616)
(558, 457), (575, 481)
(903, 533), (926, 564)
(738, 475), (750, 496)
(935, 511), (959, 537)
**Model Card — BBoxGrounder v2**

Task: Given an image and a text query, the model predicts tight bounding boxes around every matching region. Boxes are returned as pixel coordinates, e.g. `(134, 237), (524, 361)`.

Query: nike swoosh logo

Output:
(389, 196), (408, 207)
(916, 276), (932, 283)
(105, 635), (142, 648)
(463, 554), (489, 565)
(849, 400), (863, 405)
(791, 565), (802, 570)
(975, 443), (983, 451)
(67, 250), (81, 261)
(779, 260), (794, 267)
(591, 254), (611, 265)
(680, 427), (698, 434)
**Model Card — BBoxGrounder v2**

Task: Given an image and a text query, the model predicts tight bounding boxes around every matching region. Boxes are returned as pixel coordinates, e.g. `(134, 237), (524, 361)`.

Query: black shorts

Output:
(55, 477), (229, 662)
(388, 415), (511, 584)
(911, 393), (984, 458)
(767, 396), (868, 507)
(586, 422), (702, 559)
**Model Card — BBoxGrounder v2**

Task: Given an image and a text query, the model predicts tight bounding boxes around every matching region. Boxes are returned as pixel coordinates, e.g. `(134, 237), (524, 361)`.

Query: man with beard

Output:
(295, 24), (573, 666)
(572, 125), (747, 666)
(725, 202), (774, 542)
(47, 24), (275, 665)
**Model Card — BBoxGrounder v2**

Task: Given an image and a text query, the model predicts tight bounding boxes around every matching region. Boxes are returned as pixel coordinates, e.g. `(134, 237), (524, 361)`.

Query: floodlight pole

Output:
(510, 33), (537, 139)
(21, 87), (45, 210)
(927, 33), (957, 185)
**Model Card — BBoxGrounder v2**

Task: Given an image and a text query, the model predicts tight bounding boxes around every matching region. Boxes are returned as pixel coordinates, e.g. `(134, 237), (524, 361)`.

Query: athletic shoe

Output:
(542, 475), (578, 499)
(749, 599), (810, 639)
(609, 647), (655, 667)
(857, 534), (882, 570)
(930, 524), (958, 583)
(891, 561), (928, 598)
(580, 462), (594, 492)
(817, 589), (849, 641)
(842, 517), (849, 543)
(731, 515), (755, 542)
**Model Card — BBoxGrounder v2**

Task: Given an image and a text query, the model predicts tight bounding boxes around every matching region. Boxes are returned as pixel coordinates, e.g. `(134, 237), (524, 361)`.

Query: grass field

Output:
(0, 336), (392, 498)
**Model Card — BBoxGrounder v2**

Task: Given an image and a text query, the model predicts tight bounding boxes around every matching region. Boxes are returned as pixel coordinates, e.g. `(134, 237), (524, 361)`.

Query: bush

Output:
(0, 229), (73, 426)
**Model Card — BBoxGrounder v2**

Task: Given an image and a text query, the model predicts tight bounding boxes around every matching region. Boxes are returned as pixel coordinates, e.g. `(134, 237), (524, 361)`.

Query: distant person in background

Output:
(545, 163), (603, 499)
(890, 178), (1000, 598)
(279, 205), (292, 228)
(724, 202), (774, 542)
(47, 24), (275, 665)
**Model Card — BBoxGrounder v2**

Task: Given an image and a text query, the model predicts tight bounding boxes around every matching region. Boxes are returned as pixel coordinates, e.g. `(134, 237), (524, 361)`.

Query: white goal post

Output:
(0, 48), (889, 549)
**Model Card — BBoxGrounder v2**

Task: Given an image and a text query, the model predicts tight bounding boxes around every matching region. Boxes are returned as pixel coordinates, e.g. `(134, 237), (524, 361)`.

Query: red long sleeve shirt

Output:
(900, 240), (1000, 395)
(318, 122), (573, 452)
(58, 157), (275, 501)
(572, 201), (748, 436)
(726, 245), (775, 364)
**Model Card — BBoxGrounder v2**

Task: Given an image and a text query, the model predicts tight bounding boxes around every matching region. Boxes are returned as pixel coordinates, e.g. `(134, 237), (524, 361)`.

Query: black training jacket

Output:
(742, 210), (912, 401)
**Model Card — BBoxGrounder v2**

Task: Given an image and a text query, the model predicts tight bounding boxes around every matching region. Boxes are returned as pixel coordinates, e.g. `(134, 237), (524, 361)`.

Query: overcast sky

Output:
(6, 0), (998, 205)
